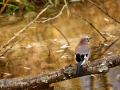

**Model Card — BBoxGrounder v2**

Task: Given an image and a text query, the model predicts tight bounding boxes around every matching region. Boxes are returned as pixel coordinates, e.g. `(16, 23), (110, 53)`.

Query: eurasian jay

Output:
(75, 36), (91, 76)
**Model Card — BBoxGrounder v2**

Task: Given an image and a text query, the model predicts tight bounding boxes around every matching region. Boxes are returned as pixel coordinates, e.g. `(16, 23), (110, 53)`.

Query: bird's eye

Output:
(86, 38), (89, 42)
(86, 36), (91, 42)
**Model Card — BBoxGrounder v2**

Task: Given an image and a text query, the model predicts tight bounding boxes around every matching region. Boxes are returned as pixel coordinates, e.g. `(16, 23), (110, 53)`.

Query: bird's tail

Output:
(76, 62), (82, 76)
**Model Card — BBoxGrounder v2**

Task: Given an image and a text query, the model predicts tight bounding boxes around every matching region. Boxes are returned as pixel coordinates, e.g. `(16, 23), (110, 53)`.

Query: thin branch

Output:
(37, 4), (71, 63)
(49, 23), (71, 62)
(0, 0), (10, 14)
(87, 0), (120, 24)
(64, 0), (71, 17)
(0, 2), (18, 8)
(0, 34), (27, 57)
(50, 23), (70, 45)
(0, 54), (120, 89)
(48, 0), (54, 6)
(35, 4), (68, 23)
(0, 5), (49, 51)
(90, 38), (119, 60)
(71, 11), (107, 42)
(102, 38), (119, 54)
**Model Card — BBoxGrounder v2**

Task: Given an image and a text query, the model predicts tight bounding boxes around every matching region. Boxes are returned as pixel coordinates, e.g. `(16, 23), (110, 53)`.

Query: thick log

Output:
(0, 54), (120, 90)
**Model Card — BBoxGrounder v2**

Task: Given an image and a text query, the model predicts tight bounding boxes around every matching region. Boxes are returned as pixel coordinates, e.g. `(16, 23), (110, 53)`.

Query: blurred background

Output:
(0, 0), (120, 90)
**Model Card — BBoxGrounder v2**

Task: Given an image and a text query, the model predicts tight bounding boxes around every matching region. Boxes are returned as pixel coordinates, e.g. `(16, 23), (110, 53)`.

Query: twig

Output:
(37, 4), (71, 63)
(49, 23), (71, 62)
(102, 38), (119, 54)
(48, 0), (54, 6)
(0, 34), (27, 57)
(64, 0), (71, 17)
(0, 0), (10, 14)
(71, 11), (107, 42)
(0, 54), (120, 89)
(35, 4), (67, 23)
(50, 23), (70, 45)
(0, 5), (49, 51)
(87, 0), (120, 24)
(90, 38), (119, 60)
(0, 2), (18, 8)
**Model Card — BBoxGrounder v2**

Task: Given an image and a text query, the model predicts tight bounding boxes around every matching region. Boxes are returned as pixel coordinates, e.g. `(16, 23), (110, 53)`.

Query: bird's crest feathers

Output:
(79, 36), (91, 45)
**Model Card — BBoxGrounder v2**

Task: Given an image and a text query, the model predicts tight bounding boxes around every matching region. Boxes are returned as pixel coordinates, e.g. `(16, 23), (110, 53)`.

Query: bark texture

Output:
(0, 54), (120, 90)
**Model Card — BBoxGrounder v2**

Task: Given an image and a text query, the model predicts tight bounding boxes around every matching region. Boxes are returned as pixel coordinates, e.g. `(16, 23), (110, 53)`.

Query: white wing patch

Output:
(74, 54), (76, 59)
(81, 55), (87, 65)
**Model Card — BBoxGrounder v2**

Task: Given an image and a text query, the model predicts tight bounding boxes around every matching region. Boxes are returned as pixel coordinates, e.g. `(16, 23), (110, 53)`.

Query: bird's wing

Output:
(75, 44), (90, 65)
(75, 44), (90, 54)
(75, 53), (88, 65)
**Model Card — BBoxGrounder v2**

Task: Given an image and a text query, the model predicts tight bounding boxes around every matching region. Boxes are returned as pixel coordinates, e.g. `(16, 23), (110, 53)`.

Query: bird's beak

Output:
(87, 37), (92, 42)
(89, 37), (92, 40)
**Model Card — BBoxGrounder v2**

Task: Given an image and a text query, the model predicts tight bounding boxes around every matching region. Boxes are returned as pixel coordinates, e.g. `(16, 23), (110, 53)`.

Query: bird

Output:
(75, 36), (91, 76)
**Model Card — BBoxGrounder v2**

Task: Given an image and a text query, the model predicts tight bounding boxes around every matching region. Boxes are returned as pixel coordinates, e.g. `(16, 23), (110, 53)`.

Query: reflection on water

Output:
(0, 0), (120, 89)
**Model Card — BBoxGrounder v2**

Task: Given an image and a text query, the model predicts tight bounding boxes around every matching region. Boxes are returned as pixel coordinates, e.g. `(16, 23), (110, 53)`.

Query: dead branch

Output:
(0, 54), (120, 90)
(102, 38), (119, 54)
(0, 4), (67, 56)
(0, 34), (27, 57)
(35, 4), (68, 23)
(90, 38), (119, 60)
(0, 0), (10, 14)
(49, 23), (71, 62)
(50, 23), (70, 45)
(71, 11), (107, 42)
(64, 0), (71, 17)
(88, 0), (120, 24)
(0, 5), (49, 51)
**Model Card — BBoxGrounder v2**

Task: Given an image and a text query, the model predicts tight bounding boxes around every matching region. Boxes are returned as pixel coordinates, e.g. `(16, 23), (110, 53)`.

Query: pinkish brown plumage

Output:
(75, 36), (91, 76)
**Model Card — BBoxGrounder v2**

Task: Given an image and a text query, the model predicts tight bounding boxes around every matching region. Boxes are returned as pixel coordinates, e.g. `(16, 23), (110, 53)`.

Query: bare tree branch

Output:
(50, 23), (70, 45)
(88, 0), (120, 24)
(0, 1), (120, 90)
(102, 38), (119, 54)
(64, 0), (71, 17)
(35, 4), (68, 23)
(0, 54), (120, 90)
(0, 4), (67, 56)
(90, 38), (119, 60)
(49, 23), (72, 62)
(71, 11), (107, 42)
(0, 5), (49, 51)
(0, 0), (10, 14)
(0, 34), (27, 57)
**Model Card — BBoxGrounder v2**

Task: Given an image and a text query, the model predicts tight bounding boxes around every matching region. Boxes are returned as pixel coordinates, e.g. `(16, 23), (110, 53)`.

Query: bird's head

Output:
(79, 36), (91, 44)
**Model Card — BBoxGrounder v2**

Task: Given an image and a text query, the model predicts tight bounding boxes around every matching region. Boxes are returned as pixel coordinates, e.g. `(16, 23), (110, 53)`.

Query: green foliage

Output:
(2, 0), (35, 14)
(24, 3), (35, 12)
(5, 4), (18, 14)
(20, 0), (26, 4)
(20, 0), (35, 12)
(1, 0), (67, 14)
